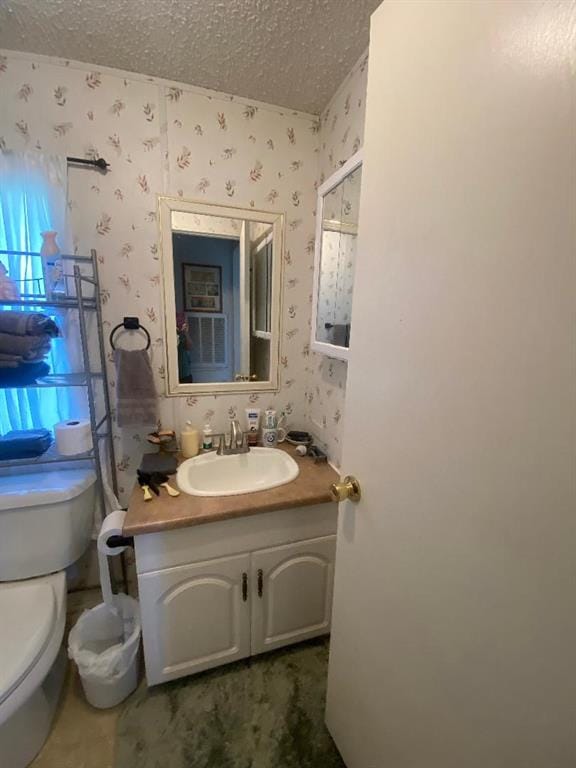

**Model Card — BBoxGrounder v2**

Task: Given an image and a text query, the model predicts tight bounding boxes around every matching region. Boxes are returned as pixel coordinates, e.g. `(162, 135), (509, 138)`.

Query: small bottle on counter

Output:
(261, 408), (278, 447)
(202, 422), (213, 451)
(245, 407), (261, 446)
(181, 421), (200, 458)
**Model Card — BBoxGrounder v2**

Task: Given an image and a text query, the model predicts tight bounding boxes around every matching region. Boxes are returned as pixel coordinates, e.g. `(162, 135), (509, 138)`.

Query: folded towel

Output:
(0, 311), (60, 338)
(0, 332), (52, 360)
(0, 352), (23, 365)
(0, 361), (51, 385)
(0, 428), (52, 459)
(114, 349), (158, 427)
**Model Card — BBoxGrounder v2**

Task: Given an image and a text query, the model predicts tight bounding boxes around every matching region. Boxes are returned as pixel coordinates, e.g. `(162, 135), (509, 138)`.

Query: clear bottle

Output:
(202, 422), (213, 451)
(40, 231), (66, 298)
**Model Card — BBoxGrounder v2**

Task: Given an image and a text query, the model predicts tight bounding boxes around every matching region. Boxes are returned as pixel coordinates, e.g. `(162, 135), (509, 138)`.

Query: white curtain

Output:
(0, 149), (80, 432)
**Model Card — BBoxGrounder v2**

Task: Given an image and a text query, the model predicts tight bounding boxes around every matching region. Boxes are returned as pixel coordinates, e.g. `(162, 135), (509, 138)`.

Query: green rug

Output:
(115, 639), (345, 768)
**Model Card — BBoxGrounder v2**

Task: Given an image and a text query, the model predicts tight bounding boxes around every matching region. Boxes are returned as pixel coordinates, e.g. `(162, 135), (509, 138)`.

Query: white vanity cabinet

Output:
(135, 503), (338, 686)
(250, 537), (336, 655)
(138, 554), (252, 682)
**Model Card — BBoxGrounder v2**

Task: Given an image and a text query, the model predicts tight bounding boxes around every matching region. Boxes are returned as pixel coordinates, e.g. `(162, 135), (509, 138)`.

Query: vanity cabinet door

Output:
(250, 536), (336, 655)
(139, 553), (251, 685)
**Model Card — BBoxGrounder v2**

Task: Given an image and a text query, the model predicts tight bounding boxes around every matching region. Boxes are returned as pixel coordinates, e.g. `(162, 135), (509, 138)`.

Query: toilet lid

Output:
(0, 581), (56, 705)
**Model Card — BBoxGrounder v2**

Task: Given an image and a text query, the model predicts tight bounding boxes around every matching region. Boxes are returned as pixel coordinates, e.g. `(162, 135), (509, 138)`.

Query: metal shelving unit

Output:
(0, 248), (118, 520)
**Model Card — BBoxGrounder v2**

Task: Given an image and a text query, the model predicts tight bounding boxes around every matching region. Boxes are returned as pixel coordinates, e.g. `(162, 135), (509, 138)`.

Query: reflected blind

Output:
(188, 313), (227, 367)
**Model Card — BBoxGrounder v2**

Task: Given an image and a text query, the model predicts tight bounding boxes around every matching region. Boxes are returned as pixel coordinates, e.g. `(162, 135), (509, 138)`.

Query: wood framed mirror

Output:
(158, 196), (284, 395)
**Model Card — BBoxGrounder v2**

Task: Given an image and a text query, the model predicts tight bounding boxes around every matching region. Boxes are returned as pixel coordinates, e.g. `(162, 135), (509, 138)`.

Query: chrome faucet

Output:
(217, 419), (250, 455)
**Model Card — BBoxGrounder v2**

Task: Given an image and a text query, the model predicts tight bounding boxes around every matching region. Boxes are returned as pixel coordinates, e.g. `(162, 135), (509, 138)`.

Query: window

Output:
(0, 150), (78, 432)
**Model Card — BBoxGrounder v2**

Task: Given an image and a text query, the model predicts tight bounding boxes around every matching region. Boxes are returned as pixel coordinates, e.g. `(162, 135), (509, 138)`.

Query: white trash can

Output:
(68, 594), (141, 709)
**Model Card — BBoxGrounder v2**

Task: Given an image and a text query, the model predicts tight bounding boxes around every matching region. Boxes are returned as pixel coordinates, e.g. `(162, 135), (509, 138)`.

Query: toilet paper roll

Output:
(97, 510), (127, 613)
(54, 419), (92, 456)
(97, 510), (127, 556)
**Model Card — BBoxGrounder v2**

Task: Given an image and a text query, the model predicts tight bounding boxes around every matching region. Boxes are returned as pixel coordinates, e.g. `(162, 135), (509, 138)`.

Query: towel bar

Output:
(109, 317), (151, 350)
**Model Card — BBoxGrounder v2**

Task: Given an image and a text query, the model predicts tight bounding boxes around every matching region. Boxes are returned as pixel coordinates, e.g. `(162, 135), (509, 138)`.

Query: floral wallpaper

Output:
(0, 49), (319, 501)
(306, 51), (369, 468)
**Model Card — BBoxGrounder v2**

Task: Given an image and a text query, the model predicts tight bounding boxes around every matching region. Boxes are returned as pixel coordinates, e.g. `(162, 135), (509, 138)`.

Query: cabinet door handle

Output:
(257, 568), (263, 598)
(242, 572), (248, 602)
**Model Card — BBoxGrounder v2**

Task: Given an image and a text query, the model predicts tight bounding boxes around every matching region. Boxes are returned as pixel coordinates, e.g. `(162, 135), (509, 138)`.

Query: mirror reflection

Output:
(316, 163), (362, 349)
(159, 199), (282, 394)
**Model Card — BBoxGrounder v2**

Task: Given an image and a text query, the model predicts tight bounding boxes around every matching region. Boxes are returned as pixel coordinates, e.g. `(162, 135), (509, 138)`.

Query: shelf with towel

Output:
(0, 441), (96, 468)
(0, 249), (119, 533)
(0, 372), (105, 389)
(0, 249), (94, 263)
(0, 297), (97, 310)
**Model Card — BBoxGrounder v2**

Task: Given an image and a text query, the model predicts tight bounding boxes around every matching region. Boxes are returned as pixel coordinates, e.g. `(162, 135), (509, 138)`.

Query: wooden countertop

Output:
(123, 444), (338, 536)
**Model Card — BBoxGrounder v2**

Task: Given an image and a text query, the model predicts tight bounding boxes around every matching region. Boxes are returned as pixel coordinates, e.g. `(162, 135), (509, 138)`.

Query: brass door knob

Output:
(330, 475), (361, 502)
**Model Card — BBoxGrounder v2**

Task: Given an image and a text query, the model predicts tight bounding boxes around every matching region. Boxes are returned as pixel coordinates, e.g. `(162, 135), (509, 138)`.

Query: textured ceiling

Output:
(0, 0), (380, 113)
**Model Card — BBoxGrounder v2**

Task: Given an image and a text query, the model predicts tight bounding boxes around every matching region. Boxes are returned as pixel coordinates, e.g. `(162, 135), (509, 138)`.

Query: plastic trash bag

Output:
(68, 594), (141, 708)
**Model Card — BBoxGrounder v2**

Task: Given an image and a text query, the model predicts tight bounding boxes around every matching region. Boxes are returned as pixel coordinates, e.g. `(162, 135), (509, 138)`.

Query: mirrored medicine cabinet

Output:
(311, 150), (362, 362)
(158, 196), (284, 396)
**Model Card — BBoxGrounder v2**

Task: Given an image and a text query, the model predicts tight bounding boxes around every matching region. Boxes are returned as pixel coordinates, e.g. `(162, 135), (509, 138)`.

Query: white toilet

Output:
(0, 469), (96, 768)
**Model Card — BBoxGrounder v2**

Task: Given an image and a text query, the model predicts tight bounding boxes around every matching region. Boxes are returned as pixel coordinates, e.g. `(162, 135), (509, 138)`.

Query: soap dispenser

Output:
(181, 421), (200, 458)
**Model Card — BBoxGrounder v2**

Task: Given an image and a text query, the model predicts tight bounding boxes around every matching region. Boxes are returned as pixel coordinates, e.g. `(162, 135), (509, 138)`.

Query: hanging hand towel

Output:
(114, 349), (158, 427)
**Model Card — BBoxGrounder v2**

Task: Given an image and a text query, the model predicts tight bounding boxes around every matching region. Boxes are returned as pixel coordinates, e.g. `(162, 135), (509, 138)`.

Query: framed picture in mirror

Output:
(182, 264), (222, 312)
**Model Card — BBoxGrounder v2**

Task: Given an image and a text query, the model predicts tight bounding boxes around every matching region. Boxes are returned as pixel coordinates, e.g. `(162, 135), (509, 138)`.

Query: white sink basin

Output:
(177, 447), (300, 497)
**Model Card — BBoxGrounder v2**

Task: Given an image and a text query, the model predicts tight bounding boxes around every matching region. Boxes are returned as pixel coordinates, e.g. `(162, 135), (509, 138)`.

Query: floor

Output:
(30, 588), (341, 768)
(30, 588), (119, 768)
(115, 638), (343, 768)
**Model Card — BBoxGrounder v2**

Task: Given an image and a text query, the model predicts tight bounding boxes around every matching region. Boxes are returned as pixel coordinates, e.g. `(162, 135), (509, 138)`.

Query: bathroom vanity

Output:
(124, 447), (338, 686)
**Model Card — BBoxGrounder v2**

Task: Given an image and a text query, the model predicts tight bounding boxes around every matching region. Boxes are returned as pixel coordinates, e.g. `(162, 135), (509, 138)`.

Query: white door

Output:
(326, 2), (576, 767)
(251, 536), (336, 654)
(139, 554), (251, 685)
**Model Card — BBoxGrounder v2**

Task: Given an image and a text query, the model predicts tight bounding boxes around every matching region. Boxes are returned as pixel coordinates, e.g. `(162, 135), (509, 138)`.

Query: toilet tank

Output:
(0, 469), (96, 581)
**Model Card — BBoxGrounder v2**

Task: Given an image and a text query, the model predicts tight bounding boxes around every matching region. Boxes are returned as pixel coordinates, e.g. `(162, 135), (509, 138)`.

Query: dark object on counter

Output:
(308, 445), (328, 464)
(137, 470), (160, 495)
(0, 428), (52, 459)
(0, 361), (51, 387)
(139, 453), (177, 476)
(137, 470), (158, 502)
(286, 430), (312, 445)
(150, 471), (180, 497)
